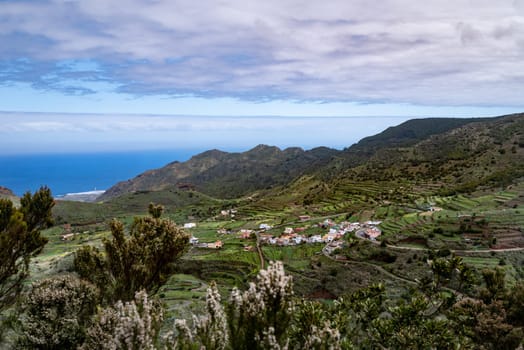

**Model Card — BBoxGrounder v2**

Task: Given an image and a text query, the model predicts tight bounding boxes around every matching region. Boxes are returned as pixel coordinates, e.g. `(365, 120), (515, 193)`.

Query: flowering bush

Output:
(168, 261), (299, 350)
(81, 290), (163, 350)
(17, 275), (98, 349)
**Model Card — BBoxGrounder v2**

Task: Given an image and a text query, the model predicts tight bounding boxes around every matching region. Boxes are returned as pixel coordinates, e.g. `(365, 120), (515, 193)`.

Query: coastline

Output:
(56, 190), (106, 202)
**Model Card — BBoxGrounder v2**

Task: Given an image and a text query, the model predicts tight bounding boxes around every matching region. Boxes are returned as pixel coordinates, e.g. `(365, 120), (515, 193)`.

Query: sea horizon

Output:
(0, 148), (211, 197)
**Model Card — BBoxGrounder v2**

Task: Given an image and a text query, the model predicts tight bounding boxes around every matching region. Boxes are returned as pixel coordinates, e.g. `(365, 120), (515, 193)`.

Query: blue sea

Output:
(0, 149), (205, 197)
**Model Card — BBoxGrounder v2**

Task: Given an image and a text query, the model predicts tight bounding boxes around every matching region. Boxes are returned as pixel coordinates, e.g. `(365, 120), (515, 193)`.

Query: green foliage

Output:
(75, 207), (190, 302)
(422, 255), (475, 294)
(167, 263), (482, 350)
(480, 267), (506, 303)
(148, 203), (164, 219)
(74, 245), (111, 301)
(505, 282), (524, 326)
(16, 275), (98, 349)
(0, 187), (53, 313)
(170, 261), (297, 350)
(451, 298), (522, 350)
(371, 295), (462, 349)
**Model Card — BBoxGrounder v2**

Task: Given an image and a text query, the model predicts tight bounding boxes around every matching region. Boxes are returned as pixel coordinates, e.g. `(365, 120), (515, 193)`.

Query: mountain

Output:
(99, 145), (340, 201)
(275, 113), (524, 209)
(0, 186), (18, 205)
(0, 186), (15, 197)
(100, 113), (524, 203)
(341, 113), (524, 191)
(323, 117), (495, 171)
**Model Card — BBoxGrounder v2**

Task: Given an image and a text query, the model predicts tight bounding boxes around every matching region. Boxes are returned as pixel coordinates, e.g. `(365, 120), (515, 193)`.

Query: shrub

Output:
(81, 290), (163, 350)
(17, 276), (98, 349)
(167, 261), (297, 350)
(75, 205), (190, 303)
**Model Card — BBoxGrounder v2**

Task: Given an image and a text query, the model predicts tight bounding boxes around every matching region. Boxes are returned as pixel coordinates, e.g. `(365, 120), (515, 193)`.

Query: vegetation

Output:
(16, 276), (98, 349)
(1, 113), (523, 348)
(0, 187), (54, 322)
(74, 204), (190, 303)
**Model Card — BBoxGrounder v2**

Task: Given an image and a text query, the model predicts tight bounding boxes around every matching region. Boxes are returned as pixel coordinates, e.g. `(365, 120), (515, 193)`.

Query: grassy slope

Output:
(40, 180), (524, 302)
(25, 113), (524, 321)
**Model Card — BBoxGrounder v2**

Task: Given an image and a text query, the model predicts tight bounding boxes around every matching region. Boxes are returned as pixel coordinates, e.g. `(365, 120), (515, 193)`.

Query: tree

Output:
(16, 275), (98, 349)
(148, 203), (164, 219)
(480, 267), (506, 303)
(75, 205), (190, 302)
(0, 186), (54, 312)
(451, 298), (522, 349)
(505, 282), (524, 326)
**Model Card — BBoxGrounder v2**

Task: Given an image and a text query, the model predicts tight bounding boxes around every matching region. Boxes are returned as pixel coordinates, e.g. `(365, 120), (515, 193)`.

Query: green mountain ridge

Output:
(99, 144), (341, 201)
(100, 113), (524, 205)
(256, 113), (523, 212)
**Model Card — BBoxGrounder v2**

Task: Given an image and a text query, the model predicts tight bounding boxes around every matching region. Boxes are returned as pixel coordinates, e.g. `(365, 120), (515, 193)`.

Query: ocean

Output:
(0, 149), (204, 197)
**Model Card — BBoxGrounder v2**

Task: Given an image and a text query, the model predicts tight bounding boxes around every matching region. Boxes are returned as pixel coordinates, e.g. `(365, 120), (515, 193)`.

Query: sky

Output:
(1, 0), (524, 154)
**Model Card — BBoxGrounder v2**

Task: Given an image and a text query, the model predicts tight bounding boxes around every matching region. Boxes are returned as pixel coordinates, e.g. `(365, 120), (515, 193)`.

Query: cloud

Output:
(0, 112), (414, 154)
(1, 1), (524, 106)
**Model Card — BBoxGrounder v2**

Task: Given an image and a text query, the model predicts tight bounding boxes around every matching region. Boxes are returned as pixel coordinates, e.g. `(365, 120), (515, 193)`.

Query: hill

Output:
(241, 113), (524, 213)
(99, 113), (523, 207)
(339, 113), (524, 192)
(0, 186), (15, 198)
(0, 186), (18, 205)
(23, 113), (524, 350)
(99, 145), (340, 201)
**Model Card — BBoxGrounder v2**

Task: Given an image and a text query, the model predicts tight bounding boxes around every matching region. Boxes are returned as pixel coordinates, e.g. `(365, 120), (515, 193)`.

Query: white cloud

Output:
(1, 1), (524, 106)
(0, 112), (415, 154)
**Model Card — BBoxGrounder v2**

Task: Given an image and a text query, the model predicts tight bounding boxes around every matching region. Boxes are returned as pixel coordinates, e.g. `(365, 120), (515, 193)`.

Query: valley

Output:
(2, 113), (523, 348)
(38, 170), (524, 323)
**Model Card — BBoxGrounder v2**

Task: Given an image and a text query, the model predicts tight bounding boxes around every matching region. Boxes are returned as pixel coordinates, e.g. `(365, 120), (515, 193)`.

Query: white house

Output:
(184, 223), (197, 229)
(259, 223), (272, 230)
(310, 235), (323, 243)
(366, 220), (382, 226)
(293, 236), (304, 244)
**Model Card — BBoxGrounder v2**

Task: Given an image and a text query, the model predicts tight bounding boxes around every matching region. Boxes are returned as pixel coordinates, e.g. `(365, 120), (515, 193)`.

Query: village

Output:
(184, 215), (382, 251)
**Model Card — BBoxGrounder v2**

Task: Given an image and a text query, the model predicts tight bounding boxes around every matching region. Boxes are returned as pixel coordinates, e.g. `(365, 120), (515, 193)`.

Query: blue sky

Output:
(1, 0), (524, 154)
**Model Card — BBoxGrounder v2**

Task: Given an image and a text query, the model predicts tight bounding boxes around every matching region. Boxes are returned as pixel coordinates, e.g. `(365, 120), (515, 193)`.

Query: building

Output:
(239, 231), (252, 239)
(310, 235), (323, 243)
(207, 241), (223, 249)
(299, 215), (311, 222)
(61, 233), (75, 241)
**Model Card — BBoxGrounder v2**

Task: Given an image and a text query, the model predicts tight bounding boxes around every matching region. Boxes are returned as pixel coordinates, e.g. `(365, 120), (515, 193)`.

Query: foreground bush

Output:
(17, 276), (98, 349)
(81, 290), (163, 350)
(75, 204), (190, 303)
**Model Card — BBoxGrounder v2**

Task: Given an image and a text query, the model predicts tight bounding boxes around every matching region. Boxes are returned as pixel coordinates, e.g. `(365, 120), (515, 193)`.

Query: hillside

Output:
(99, 113), (523, 207)
(0, 186), (18, 204)
(99, 145), (340, 200)
(20, 113), (524, 350)
(0, 186), (15, 198)
(339, 113), (524, 192)
(242, 113), (524, 213)
(315, 117), (495, 175)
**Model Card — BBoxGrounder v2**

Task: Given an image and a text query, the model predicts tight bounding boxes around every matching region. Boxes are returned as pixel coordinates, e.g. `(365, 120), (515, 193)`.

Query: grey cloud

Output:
(0, 1), (524, 106)
(514, 0), (524, 13)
